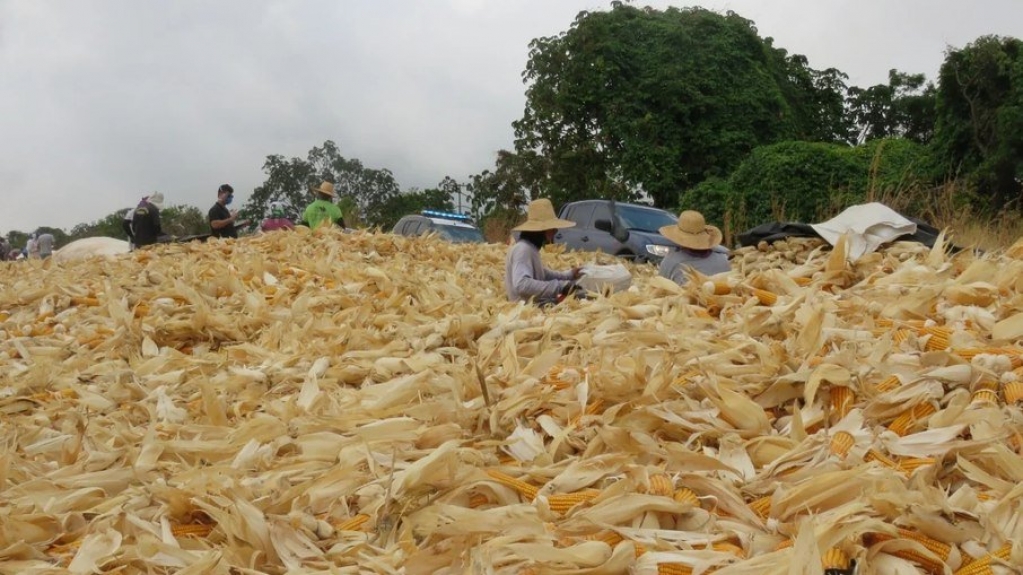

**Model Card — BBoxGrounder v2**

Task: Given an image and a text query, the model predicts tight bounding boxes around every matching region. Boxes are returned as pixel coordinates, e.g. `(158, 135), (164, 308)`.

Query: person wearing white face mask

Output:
(208, 184), (250, 239)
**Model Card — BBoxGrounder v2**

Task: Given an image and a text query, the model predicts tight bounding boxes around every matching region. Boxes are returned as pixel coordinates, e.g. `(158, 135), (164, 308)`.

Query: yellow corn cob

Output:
(28, 388), (77, 402)
(822, 548), (850, 570)
(657, 563), (692, 575)
(486, 469), (539, 500)
(830, 431), (855, 457)
(793, 276), (812, 286)
(171, 523), (215, 538)
(868, 529), (952, 573)
(1003, 382), (1023, 403)
(749, 496), (772, 519)
(953, 557), (994, 575)
(648, 474), (674, 497)
(865, 449), (899, 468)
(831, 387), (855, 419)
(1010, 432), (1023, 453)
(775, 539), (794, 551)
(334, 514), (370, 532)
(953, 543), (1012, 575)
(971, 389), (999, 405)
(893, 329), (913, 344)
(898, 457), (938, 473)
(546, 489), (601, 513)
(569, 398), (606, 426)
(47, 538), (83, 555)
(875, 375), (902, 392)
(922, 326), (952, 351)
(752, 288), (778, 305)
(583, 530), (624, 547)
(70, 296), (100, 306)
(712, 541), (745, 557)
(468, 493), (489, 508)
(692, 306), (713, 319)
(635, 542), (647, 557)
(673, 370), (701, 387)
(674, 487), (699, 506)
(888, 402), (937, 436)
(876, 318), (894, 328)
(708, 280), (732, 295)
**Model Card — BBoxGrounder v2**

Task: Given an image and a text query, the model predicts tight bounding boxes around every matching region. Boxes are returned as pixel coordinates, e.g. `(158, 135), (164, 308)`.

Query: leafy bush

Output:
(680, 138), (936, 237)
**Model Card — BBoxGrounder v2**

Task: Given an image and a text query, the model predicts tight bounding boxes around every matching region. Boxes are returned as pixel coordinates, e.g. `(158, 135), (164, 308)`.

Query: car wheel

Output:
(616, 250), (637, 262)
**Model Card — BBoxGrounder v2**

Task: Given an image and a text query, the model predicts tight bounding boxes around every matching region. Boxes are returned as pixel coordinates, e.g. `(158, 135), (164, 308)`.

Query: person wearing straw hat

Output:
(301, 181), (346, 230)
(131, 192), (168, 247)
(505, 198), (583, 305)
(658, 210), (730, 285)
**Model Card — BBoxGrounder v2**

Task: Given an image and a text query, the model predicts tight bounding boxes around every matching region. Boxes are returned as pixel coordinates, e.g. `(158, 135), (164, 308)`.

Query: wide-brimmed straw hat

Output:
(660, 210), (722, 250)
(311, 181), (336, 198)
(512, 199), (575, 232)
(147, 192), (165, 209)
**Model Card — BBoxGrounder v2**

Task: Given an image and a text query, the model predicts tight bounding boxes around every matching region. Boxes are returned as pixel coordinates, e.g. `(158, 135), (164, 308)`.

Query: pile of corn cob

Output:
(1, 228), (1021, 574)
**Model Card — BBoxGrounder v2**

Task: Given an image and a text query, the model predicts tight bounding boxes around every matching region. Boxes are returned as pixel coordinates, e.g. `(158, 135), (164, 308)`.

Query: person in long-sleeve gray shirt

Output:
(506, 238), (576, 303)
(658, 247), (730, 285)
(505, 199), (580, 305)
(658, 210), (731, 285)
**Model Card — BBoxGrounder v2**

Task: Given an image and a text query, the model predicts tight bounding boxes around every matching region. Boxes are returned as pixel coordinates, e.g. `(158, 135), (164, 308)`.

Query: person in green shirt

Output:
(301, 181), (346, 230)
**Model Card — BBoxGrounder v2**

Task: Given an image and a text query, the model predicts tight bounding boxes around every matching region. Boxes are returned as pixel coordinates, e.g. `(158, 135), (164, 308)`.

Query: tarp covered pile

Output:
(1, 227), (1023, 575)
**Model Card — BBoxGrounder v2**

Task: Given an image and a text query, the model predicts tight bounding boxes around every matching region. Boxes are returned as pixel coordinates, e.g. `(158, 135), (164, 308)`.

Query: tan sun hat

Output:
(311, 181), (336, 198)
(512, 199), (575, 232)
(147, 192), (165, 209)
(660, 210), (722, 250)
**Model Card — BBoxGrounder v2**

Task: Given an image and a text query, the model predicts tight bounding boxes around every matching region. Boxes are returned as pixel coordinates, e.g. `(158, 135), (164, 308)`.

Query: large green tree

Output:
(243, 140), (402, 229)
(933, 35), (1023, 211)
(512, 4), (840, 208)
(847, 69), (937, 145)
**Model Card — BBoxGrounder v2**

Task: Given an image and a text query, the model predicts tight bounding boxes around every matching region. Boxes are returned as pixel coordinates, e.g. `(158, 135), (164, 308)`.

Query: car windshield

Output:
(616, 205), (677, 233)
(436, 223), (485, 243)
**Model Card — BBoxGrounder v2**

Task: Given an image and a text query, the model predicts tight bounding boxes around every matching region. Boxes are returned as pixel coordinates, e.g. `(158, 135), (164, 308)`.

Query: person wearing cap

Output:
(658, 210), (730, 285)
(261, 201), (295, 232)
(505, 198), (583, 305)
(209, 184), (250, 239)
(132, 192), (168, 247)
(300, 182), (345, 230)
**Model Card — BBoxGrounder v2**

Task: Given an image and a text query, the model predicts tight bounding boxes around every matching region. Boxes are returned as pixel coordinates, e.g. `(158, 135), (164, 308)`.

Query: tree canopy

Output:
(242, 141), (463, 231)
(512, 3), (849, 209)
(933, 35), (1023, 211)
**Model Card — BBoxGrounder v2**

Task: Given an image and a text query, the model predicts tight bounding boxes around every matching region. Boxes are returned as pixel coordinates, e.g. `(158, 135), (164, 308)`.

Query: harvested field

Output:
(1, 227), (1022, 575)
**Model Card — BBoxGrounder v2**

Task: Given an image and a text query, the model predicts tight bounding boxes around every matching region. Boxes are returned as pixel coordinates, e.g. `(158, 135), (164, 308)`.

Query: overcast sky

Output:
(2, 0), (1022, 235)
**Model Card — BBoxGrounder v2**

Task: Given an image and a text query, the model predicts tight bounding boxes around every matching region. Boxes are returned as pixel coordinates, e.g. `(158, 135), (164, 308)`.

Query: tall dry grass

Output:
(873, 180), (1023, 252)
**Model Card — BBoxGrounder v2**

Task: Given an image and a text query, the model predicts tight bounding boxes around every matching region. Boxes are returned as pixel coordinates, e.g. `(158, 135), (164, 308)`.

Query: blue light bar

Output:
(422, 209), (472, 222)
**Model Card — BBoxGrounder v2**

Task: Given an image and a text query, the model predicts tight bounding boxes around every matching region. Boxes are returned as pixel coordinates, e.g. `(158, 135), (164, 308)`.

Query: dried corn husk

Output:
(2, 229), (1023, 574)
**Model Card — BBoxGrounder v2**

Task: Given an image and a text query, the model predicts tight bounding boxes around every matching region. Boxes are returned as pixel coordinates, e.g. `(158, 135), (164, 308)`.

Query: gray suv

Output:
(554, 200), (679, 263)
(392, 211), (485, 243)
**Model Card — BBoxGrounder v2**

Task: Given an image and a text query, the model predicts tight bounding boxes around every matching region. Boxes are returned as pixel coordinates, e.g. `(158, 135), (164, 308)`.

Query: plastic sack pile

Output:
(1, 227), (1022, 575)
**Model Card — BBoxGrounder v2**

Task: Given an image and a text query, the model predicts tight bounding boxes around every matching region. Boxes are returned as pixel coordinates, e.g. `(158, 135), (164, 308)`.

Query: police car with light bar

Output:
(392, 210), (486, 244)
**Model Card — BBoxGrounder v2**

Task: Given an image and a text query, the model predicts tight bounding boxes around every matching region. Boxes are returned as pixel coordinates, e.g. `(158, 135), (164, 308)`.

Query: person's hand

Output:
(571, 267), (584, 280)
(230, 209), (239, 219)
